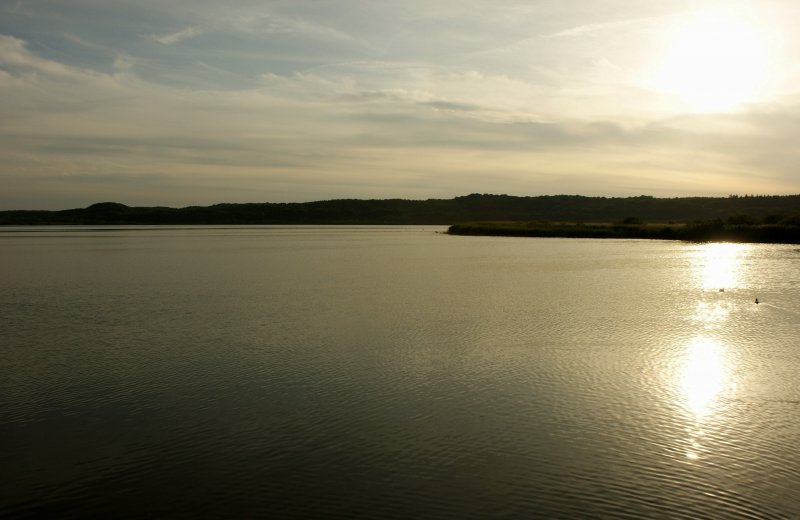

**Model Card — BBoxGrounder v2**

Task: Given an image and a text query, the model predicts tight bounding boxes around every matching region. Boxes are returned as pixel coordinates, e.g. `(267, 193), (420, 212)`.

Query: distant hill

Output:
(1, 194), (799, 225)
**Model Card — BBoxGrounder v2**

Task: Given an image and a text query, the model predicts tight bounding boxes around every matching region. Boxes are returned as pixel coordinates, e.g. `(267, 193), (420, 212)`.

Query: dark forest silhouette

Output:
(2, 194), (799, 228)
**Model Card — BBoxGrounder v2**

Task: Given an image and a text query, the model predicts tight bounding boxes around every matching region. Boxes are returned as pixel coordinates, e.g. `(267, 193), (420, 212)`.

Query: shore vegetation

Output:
(448, 216), (800, 244)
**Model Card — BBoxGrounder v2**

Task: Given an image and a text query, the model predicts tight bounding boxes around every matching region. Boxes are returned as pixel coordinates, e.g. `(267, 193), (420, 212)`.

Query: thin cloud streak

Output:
(151, 26), (204, 45)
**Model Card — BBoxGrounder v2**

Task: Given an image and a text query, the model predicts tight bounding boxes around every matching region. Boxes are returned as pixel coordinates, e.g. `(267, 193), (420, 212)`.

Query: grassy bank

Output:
(447, 219), (800, 244)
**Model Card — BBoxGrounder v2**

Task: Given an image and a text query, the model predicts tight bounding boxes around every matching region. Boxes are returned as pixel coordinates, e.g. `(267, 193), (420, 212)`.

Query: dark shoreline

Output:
(447, 221), (800, 244)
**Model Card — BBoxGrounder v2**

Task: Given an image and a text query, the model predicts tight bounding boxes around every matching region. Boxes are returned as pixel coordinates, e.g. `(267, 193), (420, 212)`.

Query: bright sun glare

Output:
(654, 9), (770, 112)
(679, 336), (729, 417)
(694, 242), (745, 290)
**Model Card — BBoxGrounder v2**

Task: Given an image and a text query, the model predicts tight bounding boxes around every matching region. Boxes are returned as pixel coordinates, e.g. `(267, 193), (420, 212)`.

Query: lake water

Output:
(1, 226), (799, 518)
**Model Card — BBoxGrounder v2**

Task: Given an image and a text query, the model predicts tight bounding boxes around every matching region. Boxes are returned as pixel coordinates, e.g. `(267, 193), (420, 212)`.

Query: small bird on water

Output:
(755, 298), (759, 304)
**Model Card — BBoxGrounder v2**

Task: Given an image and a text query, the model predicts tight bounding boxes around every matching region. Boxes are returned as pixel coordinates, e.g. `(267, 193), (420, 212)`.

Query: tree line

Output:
(1, 194), (799, 225)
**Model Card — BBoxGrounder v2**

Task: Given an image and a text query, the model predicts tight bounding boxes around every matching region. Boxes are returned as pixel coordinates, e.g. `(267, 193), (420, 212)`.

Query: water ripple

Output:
(2, 230), (800, 518)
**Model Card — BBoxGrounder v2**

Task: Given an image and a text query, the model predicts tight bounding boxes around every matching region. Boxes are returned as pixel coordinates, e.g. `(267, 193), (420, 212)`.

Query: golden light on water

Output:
(676, 335), (735, 461)
(674, 243), (754, 460)
(675, 244), (749, 460)
(691, 300), (731, 329)
(678, 336), (729, 418)
(692, 243), (747, 291)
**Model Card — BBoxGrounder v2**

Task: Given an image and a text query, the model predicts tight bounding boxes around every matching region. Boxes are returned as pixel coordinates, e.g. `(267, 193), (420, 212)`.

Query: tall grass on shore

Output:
(447, 217), (800, 244)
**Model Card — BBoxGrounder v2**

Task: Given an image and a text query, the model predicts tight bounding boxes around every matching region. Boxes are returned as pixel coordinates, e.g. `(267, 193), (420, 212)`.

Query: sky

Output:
(2, 0), (800, 209)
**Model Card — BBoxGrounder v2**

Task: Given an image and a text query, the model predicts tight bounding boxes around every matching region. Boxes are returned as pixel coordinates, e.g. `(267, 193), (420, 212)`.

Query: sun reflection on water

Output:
(677, 243), (748, 459)
(679, 336), (728, 417)
(692, 243), (747, 291)
(691, 301), (731, 328)
(675, 335), (736, 461)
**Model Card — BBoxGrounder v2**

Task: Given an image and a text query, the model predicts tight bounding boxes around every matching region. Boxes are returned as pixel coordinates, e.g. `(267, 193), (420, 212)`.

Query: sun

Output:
(653, 9), (770, 112)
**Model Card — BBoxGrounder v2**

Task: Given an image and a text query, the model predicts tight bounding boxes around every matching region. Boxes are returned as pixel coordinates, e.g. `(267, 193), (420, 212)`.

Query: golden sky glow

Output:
(653, 9), (771, 112)
(1, 1), (799, 208)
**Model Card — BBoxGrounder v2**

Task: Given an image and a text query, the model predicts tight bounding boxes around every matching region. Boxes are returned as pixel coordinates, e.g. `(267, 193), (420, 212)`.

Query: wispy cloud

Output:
(541, 15), (663, 39)
(151, 26), (204, 45)
(0, 35), (73, 76)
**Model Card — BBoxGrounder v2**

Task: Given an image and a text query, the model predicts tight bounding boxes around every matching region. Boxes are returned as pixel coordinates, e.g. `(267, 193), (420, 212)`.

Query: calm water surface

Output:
(1, 226), (799, 518)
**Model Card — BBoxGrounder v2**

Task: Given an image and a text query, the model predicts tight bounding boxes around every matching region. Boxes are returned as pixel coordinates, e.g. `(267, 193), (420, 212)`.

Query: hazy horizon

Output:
(3, 1), (800, 210)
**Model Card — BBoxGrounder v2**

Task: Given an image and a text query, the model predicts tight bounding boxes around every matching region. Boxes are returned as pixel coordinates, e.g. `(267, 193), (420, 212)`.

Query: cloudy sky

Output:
(2, 0), (800, 209)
